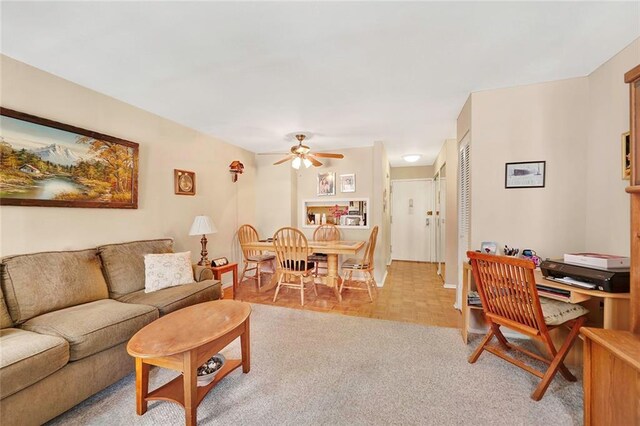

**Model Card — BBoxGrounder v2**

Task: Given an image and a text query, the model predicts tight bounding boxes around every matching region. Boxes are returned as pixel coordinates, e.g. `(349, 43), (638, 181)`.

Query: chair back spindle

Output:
(273, 227), (310, 272)
(361, 226), (379, 267)
(313, 224), (341, 241)
(238, 224), (261, 259)
(467, 252), (547, 335)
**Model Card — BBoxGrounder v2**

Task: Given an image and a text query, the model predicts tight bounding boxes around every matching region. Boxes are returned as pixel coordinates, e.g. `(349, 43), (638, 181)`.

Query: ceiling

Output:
(1, 2), (638, 166)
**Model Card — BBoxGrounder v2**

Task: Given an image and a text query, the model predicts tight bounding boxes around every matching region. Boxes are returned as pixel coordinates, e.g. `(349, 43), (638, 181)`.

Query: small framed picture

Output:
(505, 161), (546, 189)
(622, 131), (631, 180)
(317, 172), (336, 196)
(340, 173), (356, 193)
(174, 169), (196, 195)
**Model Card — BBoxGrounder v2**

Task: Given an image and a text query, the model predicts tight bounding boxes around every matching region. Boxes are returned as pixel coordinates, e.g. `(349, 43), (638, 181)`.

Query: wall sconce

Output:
(229, 161), (244, 183)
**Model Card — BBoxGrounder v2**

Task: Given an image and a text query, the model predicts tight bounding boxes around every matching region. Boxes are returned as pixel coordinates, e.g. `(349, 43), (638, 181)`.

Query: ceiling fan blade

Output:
(306, 154), (323, 167)
(273, 155), (295, 165)
(312, 152), (344, 159)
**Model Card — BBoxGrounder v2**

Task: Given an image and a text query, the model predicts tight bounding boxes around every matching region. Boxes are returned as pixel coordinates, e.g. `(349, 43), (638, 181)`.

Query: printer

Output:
(540, 260), (630, 293)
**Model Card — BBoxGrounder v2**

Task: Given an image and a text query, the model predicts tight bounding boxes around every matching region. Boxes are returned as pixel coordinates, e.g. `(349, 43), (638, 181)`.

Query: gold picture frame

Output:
(174, 169), (196, 195)
(622, 131), (631, 180)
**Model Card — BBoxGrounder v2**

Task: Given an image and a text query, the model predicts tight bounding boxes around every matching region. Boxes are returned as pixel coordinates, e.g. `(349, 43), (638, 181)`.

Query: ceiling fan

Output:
(272, 134), (344, 169)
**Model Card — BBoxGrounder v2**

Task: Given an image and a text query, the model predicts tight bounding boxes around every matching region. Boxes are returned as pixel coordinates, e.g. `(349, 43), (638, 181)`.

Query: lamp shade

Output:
(189, 215), (217, 236)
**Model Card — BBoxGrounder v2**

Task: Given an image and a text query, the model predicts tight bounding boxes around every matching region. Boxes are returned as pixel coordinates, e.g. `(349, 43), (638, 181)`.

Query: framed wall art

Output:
(505, 161), (546, 189)
(622, 131), (631, 180)
(174, 169), (196, 195)
(340, 173), (356, 193)
(0, 108), (138, 208)
(317, 172), (335, 196)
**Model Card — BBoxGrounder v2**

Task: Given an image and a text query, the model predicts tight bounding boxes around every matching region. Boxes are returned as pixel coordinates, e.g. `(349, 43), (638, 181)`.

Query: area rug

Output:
(47, 304), (582, 425)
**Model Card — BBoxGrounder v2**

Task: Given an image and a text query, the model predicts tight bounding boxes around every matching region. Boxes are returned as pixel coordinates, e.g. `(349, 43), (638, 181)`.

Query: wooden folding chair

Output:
(467, 251), (588, 401)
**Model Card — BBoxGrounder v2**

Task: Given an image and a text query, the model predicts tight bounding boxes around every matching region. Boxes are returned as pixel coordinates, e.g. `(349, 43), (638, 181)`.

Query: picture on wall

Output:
(0, 108), (138, 208)
(340, 173), (356, 193)
(174, 169), (196, 195)
(622, 131), (631, 180)
(505, 161), (546, 189)
(317, 172), (335, 196)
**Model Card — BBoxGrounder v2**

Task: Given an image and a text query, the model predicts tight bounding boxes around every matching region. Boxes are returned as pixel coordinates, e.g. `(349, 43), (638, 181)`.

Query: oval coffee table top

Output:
(127, 300), (251, 358)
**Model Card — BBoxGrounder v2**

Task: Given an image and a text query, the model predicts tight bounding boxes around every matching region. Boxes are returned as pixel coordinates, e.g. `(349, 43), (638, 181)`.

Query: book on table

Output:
(563, 252), (630, 269)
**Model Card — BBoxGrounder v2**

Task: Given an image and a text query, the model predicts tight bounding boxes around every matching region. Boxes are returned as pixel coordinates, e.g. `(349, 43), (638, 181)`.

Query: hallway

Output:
(232, 260), (460, 328)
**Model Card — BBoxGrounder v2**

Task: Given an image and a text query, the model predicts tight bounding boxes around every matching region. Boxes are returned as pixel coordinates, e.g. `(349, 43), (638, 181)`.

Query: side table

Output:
(210, 263), (238, 299)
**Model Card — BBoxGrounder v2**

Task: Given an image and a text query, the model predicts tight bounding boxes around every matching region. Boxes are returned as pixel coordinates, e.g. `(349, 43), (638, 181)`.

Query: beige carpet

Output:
(47, 304), (582, 425)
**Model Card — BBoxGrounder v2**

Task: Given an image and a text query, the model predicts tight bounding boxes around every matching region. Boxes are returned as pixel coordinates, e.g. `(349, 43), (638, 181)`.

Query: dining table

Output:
(240, 239), (365, 302)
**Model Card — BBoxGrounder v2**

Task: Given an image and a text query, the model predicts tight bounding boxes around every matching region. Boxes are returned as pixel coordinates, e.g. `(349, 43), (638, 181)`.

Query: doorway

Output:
(390, 179), (434, 262)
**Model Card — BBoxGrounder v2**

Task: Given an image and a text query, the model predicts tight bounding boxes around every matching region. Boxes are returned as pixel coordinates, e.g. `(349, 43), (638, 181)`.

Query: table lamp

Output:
(189, 215), (218, 266)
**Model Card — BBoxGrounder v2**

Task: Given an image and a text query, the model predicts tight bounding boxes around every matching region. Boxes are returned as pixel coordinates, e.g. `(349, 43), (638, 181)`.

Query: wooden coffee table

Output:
(126, 300), (251, 426)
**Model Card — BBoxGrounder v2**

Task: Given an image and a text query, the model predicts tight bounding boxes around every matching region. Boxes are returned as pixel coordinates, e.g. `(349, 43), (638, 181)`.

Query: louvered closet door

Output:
(457, 136), (471, 308)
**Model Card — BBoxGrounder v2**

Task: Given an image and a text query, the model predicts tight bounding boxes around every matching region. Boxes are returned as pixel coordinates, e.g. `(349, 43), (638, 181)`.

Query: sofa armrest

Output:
(193, 265), (214, 282)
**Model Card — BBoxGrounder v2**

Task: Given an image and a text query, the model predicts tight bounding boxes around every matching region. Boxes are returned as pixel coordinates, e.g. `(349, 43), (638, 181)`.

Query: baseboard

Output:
(443, 282), (456, 289)
(377, 270), (387, 287)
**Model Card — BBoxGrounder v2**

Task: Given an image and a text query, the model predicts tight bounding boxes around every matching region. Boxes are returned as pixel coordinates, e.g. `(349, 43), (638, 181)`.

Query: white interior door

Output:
(391, 180), (434, 262)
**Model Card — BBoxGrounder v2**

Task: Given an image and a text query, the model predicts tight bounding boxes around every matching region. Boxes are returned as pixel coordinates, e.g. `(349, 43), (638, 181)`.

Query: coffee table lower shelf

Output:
(147, 359), (243, 408)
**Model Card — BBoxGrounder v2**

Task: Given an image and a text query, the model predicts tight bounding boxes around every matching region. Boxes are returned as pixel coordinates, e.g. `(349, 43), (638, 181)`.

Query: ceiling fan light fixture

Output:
(303, 158), (312, 168)
(403, 154), (421, 163)
(292, 157), (302, 169)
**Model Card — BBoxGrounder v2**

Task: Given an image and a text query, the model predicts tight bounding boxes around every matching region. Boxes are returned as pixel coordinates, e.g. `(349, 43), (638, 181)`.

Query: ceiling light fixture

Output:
(272, 134), (344, 168)
(292, 157), (302, 169)
(403, 154), (421, 163)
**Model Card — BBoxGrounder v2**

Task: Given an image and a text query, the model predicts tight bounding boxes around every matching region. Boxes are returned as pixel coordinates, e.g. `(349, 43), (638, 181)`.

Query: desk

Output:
(240, 240), (365, 302)
(461, 262), (631, 345)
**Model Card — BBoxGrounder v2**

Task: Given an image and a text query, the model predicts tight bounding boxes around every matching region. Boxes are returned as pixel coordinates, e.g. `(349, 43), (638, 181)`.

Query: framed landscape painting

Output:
(0, 108), (138, 208)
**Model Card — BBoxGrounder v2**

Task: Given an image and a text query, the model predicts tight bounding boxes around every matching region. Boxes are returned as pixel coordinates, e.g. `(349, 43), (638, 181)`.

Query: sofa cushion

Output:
(144, 251), (194, 293)
(0, 328), (69, 399)
(540, 297), (589, 326)
(118, 280), (222, 316)
(1, 249), (109, 324)
(98, 239), (174, 299)
(21, 299), (158, 361)
(0, 286), (13, 329)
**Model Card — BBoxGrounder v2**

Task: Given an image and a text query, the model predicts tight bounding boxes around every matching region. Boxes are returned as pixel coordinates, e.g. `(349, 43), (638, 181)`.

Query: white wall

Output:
(390, 166), (434, 180)
(460, 39), (639, 261)
(0, 55), (256, 275)
(374, 141), (391, 281)
(470, 77), (590, 259)
(294, 146), (375, 239)
(433, 138), (458, 287)
(585, 38), (639, 256)
(254, 154), (295, 238)
(254, 144), (389, 283)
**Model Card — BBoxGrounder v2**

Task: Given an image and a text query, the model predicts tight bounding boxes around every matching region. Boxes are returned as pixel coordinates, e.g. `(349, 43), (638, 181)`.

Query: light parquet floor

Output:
(230, 260), (460, 328)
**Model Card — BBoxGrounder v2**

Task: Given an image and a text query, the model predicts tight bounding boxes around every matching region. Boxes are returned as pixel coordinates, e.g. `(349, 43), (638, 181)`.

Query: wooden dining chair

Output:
(237, 224), (275, 290)
(466, 251), (589, 401)
(272, 227), (318, 306)
(339, 226), (378, 301)
(309, 224), (341, 277)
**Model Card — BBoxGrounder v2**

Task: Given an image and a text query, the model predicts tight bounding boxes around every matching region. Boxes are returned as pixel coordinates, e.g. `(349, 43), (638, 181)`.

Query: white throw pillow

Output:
(144, 251), (193, 293)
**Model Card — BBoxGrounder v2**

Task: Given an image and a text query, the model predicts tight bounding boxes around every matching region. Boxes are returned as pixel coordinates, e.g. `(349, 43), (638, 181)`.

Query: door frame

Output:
(390, 178), (435, 262)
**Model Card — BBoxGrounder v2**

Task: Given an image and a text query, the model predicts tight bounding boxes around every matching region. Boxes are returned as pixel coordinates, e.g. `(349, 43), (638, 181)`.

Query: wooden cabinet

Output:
(582, 328), (640, 425)
(581, 63), (640, 426)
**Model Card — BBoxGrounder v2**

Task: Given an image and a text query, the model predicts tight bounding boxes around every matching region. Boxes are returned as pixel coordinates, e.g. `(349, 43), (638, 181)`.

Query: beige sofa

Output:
(0, 239), (222, 426)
